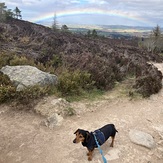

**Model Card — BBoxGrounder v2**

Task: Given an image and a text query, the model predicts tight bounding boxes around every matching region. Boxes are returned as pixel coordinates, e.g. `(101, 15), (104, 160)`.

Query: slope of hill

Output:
(0, 18), (163, 97)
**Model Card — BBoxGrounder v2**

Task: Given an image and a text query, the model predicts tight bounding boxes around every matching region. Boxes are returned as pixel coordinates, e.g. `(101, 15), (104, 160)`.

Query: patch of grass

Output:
(159, 53), (163, 57)
(105, 76), (142, 100)
(9, 55), (35, 66)
(64, 89), (104, 102)
(64, 107), (76, 116)
(0, 72), (16, 103)
(0, 85), (16, 103)
(19, 36), (30, 43)
(14, 86), (50, 104)
(57, 69), (95, 96)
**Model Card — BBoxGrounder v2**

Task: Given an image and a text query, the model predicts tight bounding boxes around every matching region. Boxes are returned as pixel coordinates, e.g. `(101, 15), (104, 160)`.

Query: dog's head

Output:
(73, 129), (90, 143)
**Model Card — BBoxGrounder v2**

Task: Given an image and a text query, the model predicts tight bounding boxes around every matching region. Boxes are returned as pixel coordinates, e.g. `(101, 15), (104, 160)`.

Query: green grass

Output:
(106, 76), (143, 100)
(159, 53), (163, 57)
(64, 89), (105, 102)
(64, 107), (76, 116)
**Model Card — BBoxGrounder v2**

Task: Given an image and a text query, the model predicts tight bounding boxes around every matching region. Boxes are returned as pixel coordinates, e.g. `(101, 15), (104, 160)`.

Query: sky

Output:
(3, 0), (163, 27)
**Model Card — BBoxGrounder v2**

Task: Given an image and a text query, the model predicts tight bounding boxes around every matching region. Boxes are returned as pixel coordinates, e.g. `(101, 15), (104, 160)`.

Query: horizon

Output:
(36, 21), (158, 29)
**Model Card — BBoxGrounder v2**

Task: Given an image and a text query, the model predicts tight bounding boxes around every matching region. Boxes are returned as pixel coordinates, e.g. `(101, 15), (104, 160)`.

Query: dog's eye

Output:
(79, 135), (83, 138)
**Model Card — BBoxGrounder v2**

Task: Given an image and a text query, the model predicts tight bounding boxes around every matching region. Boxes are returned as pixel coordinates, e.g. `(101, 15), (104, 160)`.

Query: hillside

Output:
(0, 18), (163, 97)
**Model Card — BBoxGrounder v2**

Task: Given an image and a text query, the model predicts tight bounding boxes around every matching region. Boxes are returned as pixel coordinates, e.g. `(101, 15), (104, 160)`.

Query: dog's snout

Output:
(73, 139), (76, 143)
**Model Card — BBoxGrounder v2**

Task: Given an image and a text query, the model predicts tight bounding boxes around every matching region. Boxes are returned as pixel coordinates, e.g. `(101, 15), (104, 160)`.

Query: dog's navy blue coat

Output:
(82, 124), (117, 151)
(93, 130), (105, 145)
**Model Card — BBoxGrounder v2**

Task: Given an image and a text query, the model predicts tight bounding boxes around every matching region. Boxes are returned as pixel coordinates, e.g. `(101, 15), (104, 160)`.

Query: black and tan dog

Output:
(73, 124), (118, 161)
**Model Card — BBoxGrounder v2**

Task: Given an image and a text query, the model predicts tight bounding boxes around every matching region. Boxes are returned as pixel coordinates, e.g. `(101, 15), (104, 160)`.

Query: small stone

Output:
(129, 129), (155, 149)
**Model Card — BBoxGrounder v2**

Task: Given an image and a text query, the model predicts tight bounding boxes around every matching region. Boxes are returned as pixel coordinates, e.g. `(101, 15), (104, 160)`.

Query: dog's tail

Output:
(113, 124), (118, 133)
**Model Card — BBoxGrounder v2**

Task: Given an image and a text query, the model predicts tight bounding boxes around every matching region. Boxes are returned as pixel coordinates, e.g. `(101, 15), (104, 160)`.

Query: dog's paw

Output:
(88, 157), (92, 161)
(87, 152), (91, 156)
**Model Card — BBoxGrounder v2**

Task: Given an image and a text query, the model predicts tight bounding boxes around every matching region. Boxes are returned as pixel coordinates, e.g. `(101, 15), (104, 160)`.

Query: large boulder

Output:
(0, 65), (57, 91)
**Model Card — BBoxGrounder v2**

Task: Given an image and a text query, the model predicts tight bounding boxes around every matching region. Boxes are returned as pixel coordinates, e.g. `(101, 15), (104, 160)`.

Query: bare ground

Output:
(0, 63), (163, 163)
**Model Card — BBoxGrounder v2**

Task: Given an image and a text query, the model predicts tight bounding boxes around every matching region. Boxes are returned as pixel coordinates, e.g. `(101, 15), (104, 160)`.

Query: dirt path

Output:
(0, 63), (163, 163)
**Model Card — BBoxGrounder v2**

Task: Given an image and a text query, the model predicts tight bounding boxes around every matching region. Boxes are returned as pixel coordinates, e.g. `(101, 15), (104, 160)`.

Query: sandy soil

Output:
(0, 63), (163, 163)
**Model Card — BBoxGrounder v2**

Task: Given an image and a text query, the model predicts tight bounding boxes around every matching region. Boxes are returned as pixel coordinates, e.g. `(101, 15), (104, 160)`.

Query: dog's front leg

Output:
(87, 148), (94, 161)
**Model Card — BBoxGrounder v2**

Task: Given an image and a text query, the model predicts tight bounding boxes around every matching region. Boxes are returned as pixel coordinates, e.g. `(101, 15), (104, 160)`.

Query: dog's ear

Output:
(74, 129), (79, 134)
(85, 131), (90, 142)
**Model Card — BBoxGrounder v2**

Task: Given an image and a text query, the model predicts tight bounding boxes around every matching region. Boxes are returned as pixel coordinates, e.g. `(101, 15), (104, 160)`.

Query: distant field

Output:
(67, 24), (154, 38)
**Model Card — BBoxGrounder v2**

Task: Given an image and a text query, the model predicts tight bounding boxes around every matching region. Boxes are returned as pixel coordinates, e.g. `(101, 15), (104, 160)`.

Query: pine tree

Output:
(5, 9), (14, 19)
(52, 13), (58, 31)
(0, 3), (21, 21)
(87, 30), (91, 37)
(152, 25), (161, 38)
(0, 3), (7, 21)
(92, 29), (97, 38)
(61, 25), (69, 32)
(13, 7), (22, 19)
(143, 25), (163, 53)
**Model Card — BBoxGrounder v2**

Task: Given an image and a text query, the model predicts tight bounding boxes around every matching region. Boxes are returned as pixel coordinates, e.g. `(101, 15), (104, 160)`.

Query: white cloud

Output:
(22, 0), (40, 5)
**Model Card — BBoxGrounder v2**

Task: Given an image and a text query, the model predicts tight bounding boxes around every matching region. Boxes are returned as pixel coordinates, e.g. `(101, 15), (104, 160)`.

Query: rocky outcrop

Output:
(41, 113), (63, 128)
(0, 65), (57, 91)
(35, 97), (72, 128)
(34, 97), (76, 117)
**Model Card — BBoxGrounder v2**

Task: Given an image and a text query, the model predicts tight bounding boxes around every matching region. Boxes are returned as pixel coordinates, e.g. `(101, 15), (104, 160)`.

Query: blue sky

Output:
(3, 0), (163, 27)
